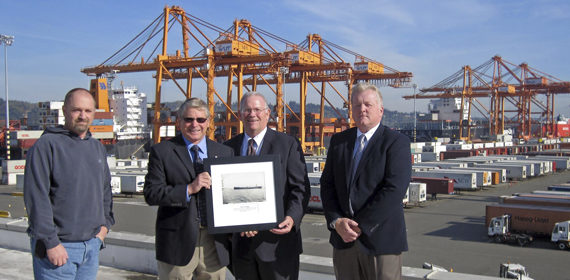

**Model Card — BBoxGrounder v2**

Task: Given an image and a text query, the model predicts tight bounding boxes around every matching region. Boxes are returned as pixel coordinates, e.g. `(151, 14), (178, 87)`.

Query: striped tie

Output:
(191, 145), (207, 226)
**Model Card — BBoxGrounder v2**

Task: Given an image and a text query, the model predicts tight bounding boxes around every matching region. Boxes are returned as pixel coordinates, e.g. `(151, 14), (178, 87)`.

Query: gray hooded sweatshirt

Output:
(24, 125), (115, 249)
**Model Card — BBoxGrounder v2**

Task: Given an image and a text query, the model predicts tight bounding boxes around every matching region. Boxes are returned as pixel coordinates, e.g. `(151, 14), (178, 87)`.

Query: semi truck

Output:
(486, 204), (570, 250)
(488, 214), (533, 246)
(499, 263), (533, 279)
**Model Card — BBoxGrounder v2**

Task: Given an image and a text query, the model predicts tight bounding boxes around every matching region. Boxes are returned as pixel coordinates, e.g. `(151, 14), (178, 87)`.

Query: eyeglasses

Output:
(183, 117), (208, 123)
(241, 108), (268, 114)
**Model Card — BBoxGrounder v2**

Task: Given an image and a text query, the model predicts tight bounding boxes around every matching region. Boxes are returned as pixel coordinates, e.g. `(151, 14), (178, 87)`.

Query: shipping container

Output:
(2, 173), (18, 185)
(91, 119), (114, 126)
(159, 125), (176, 138)
(107, 156), (117, 169)
(422, 144), (446, 153)
(307, 173), (323, 210)
(308, 185), (323, 210)
(91, 132), (114, 140)
(412, 170), (476, 190)
(139, 159), (149, 169)
(414, 165), (490, 187)
(525, 77), (548, 86)
(516, 193), (570, 201)
(440, 150), (477, 160)
(473, 143), (484, 149)
(413, 162), (468, 169)
(117, 174), (145, 194)
(1, 160), (26, 174)
(506, 159), (551, 175)
(450, 166), (503, 184)
(308, 173), (320, 186)
(305, 161), (321, 173)
(110, 176), (121, 195)
(475, 163), (527, 180)
(485, 203), (570, 236)
(286, 50), (321, 65)
(215, 40), (260, 56)
(353, 61), (384, 74)
(411, 177), (454, 195)
(408, 182), (427, 205)
(420, 152), (439, 162)
(90, 125), (113, 132)
(94, 112), (114, 119)
(15, 130), (43, 140)
(548, 185), (570, 192)
(500, 195), (570, 208)
(435, 169), (491, 187)
(533, 156), (570, 170)
(532, 190), (570, 197)
(444, 144), (473, 150)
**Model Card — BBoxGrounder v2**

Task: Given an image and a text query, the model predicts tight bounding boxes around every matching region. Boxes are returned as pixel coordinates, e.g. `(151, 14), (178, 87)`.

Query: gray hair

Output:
(239, 92), (269, 112)
(64, 88), (94, 107)
(351, 83), (383, 106)
(177, 98), (210, 119)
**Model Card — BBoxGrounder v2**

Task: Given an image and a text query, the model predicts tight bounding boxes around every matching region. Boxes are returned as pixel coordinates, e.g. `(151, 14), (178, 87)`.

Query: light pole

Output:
(1, 35), (14, 160)
(413, 83), (417, 142)
(279, 67), (289, 133)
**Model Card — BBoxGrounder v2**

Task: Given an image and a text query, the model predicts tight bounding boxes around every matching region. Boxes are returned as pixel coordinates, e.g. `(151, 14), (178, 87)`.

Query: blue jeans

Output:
(30, 237), (102, 280)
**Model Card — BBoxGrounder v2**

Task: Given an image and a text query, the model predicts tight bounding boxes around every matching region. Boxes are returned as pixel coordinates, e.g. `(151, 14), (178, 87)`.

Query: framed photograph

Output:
(203, 155), (283, 234)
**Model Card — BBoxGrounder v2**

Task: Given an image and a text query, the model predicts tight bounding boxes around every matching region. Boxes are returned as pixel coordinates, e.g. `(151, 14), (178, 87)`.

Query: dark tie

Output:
(247, 138), (256, 156)
(348, 134), (367, 215)
(350, 134), (367, 181)
(190, 145), (207, 226)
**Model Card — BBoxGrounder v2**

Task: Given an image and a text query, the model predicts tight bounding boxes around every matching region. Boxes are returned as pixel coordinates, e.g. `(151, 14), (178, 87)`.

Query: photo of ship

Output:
(221, 171), (266, 204)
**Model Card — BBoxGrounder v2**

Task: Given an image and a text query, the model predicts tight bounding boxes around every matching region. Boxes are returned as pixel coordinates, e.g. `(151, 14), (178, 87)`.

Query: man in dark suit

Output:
(144, 98), (233, 280)
(320, 83), (411, 280)
(224, 92), (310, 280)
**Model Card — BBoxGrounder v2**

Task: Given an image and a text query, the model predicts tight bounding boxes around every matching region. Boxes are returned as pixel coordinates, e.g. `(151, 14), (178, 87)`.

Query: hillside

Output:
(1, 99), (415, 129)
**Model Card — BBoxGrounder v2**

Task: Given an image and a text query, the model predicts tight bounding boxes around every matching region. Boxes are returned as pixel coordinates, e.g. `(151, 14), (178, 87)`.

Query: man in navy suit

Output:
(224, 92), (310, 280)
(320, 83), (411, 280)
(144, 98), (233, 280)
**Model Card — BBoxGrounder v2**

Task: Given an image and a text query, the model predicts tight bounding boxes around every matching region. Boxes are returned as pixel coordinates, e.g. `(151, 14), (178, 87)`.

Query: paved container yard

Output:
(2, 169), (570, 279)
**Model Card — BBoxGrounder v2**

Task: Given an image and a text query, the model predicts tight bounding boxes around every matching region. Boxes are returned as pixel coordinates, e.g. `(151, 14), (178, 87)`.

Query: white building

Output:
(109, 86), (148, 140)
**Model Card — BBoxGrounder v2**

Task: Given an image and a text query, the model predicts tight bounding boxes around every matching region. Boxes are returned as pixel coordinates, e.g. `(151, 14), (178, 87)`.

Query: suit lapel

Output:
(344, 128), (357, 188)
(259, 129), (275, 155)
(173, 135), (196, 178)
(229, 134), (244, 156)
(205, 139), (222, 159)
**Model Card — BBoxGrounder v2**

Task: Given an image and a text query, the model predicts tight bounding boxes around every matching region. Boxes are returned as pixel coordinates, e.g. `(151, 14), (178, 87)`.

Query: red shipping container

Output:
(94, 112), (114, 119)
(411, 177), (454, 195)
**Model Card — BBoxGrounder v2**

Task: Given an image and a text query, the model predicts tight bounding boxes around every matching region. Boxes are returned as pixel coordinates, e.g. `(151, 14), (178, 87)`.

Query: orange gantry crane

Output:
(82, 6), (412, 151)
(403, 55), (570, 141)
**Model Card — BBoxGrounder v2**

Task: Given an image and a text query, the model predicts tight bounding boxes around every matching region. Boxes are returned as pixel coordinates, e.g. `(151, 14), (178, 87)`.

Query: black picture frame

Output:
(203, 155), (283, 234)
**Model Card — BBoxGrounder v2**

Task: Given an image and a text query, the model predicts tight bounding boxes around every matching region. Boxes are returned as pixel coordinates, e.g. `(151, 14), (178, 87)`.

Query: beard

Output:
(68, 120), (90, 135)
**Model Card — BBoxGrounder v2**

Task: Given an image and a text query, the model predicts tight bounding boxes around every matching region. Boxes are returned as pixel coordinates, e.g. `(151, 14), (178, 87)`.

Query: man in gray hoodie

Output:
(24, 88), (114, 279)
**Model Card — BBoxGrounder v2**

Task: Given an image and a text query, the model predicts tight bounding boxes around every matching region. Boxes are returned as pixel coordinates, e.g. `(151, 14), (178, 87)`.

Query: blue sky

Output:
(1, 0), (570, 115)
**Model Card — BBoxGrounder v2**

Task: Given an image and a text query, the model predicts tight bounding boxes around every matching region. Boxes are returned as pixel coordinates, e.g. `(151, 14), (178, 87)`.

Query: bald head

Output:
(62, 88), (96, 138)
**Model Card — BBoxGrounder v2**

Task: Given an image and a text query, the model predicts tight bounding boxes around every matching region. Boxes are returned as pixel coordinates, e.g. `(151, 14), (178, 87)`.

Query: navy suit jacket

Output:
(320, 125), (411, 255)
(224, 129), (310, 262)
(144, 135), (233, 266)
